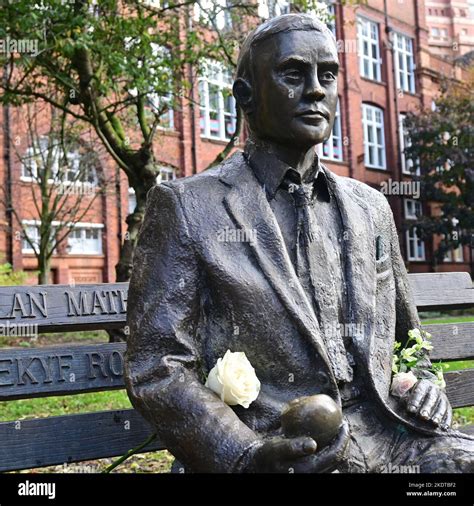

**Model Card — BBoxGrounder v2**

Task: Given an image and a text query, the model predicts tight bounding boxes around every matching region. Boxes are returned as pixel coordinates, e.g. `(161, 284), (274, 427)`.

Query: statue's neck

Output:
(246, 135), (318, 183)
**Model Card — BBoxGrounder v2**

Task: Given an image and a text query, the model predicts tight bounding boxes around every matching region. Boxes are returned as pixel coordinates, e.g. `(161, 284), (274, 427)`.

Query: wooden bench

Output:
(0, 272), (473, 472)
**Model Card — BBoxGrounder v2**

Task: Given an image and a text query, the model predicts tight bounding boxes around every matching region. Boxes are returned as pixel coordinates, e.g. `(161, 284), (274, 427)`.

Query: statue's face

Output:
(251, 30), (339, 149)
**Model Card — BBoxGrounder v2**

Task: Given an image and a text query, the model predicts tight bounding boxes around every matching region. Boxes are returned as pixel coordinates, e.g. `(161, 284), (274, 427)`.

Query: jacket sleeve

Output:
(389, 209), (437, 380)
(124, 183), (260, 472)
(389, 212), (421, 345)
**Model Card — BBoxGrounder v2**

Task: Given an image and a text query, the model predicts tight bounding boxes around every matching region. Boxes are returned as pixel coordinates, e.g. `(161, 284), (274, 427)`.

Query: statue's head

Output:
(233, 13), (339, 150)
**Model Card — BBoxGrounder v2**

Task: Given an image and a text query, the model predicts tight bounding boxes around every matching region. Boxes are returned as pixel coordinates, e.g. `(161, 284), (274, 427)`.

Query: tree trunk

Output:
(115, 209), (145, 283)
(37, 255), (51, 285)
(109, 181), (151, 342)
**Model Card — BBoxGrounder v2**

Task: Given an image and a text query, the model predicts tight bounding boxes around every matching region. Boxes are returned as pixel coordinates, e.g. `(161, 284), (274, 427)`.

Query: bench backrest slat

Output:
(409, 272), (474, 311)
(0, 343), (126, 400)
(0, 273), (470, 332)
(1, 325), (472, 401)
(425, 322), (474, 361)
(0, 409), (164, 472)
(0, 283), (128, 332)
(409, 272), (472, 292)
(444, 369), (474, 409)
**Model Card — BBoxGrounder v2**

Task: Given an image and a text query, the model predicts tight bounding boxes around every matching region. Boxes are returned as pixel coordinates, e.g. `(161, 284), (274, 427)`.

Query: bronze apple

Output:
(281, 394), (343, 449)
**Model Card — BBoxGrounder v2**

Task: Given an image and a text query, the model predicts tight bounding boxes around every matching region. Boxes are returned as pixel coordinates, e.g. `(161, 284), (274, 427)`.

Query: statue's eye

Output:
(284, 70), (303, 81)
(319, 71), (336, 82)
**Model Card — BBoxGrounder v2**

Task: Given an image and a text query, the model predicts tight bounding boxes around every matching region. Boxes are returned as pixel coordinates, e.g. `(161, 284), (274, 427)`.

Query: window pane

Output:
(376, 128), (382, 145)
(200, 59), (235, 141)
(225, 114), (236, 138)
(409, 237), (415, 259)
(364, 59), (369, 77)
(68, 227), (102, 254)
(368, 145), (374, 165)
(209, 111), (220, 137)
(371, 44), (378, 59)
(367, 126), (374, 143)
(208, 85), (219, 111)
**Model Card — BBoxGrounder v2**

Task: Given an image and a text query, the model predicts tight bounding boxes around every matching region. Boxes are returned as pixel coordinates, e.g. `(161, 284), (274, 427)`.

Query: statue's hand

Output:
(248, 435), (317, 473)
(247, 421), (350, 473)
(404, 379), (452, 430)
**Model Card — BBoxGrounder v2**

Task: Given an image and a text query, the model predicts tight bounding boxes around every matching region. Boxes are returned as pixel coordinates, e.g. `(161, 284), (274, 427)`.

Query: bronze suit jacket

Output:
(125, 151), (444, 473)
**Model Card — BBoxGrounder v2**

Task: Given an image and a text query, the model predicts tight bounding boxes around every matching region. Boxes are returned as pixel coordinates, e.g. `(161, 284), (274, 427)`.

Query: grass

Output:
(0, 390), (131, 422)
(421, 316), (474, 325)
(442, 360), (474, 372)
(0, 329), (108, 349)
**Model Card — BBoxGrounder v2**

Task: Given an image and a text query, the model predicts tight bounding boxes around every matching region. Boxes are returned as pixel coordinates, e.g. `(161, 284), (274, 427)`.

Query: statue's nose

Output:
(304, 72), (325, 100)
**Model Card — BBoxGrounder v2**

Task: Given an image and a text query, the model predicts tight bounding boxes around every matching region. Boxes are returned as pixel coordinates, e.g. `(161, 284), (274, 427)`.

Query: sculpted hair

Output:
(235, 13), (336, 84)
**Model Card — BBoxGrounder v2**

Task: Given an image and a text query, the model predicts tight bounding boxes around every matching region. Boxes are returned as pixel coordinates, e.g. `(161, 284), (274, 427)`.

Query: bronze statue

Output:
(125, 13), (474, 473)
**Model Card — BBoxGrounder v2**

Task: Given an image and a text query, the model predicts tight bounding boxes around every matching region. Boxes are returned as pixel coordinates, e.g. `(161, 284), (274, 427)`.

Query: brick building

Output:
(0, 0), (472, 285)
(425, 0), (474, 59)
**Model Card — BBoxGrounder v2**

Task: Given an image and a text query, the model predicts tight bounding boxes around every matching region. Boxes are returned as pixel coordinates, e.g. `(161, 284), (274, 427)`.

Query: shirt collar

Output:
(243, 137), (330, 202)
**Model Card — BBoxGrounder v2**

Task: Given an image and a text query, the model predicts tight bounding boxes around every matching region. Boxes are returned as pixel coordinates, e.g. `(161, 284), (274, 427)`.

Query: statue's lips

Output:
(295, 110), (328, 122)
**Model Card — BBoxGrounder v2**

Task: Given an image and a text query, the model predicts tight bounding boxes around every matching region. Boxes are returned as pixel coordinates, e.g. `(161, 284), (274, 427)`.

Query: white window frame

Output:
(318, 100), (343, 161)
(150, 93), (174, 130)
(21, 137), (59, 182)
(199, 60), (236, 141)
(194, 0), (233, 30)
(149, 43), (175, 130)
(399, 114), (420, 176)
(21, 221), (41, 254)
(67, 223), (104, 255)
(128, 188), (137, 216)
(326, 2), (337, 37)
(393, 32), (416, 94)
(444, 242), (464, 263)
(404, 198), (422, 220)
(358, 17), (382, 81)
(21, 138), (97, 186)
(21, 219), (58, 255)
(453, 244), (464, 263)
(128, 166), (176, 214)
(257, 0), (290, 19)
(362, 104), (386, 169)
(62, 151), (98, 186)
(156, 166), (176, 184)
(406, 227), (425, 261)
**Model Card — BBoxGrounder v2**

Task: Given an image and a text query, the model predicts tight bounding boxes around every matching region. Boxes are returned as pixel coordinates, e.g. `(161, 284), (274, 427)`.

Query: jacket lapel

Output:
(322, 167), (377, 367)
(220, 154), (333, 371)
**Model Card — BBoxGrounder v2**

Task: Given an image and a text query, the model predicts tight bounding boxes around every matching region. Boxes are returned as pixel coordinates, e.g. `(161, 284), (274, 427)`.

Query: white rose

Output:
(391, 371), (418, 398)
(205, 350), (261, 409)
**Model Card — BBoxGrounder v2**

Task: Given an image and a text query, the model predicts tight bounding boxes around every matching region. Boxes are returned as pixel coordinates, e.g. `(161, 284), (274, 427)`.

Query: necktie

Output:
(290, 182), (315, 260)
(288, 180), (353, 384)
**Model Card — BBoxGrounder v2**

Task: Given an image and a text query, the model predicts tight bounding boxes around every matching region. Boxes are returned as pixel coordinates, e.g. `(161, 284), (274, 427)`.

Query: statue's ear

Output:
(233, 78), (253, 114)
